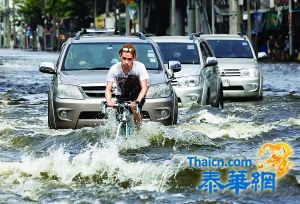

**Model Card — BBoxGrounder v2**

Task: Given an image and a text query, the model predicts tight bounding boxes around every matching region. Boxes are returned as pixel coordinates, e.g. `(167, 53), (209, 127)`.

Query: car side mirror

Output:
(39, 62), (56, 74)
(205, 57), (218, 67)
(168, 60), (181, 72)
(257, 52), (267, 60)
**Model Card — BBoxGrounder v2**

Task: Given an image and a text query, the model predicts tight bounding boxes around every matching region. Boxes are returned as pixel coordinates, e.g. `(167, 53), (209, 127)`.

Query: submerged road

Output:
(0, 48), (299, 203)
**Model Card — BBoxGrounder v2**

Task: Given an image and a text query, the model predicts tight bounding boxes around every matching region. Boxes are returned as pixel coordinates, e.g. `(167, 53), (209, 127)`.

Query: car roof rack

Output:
(74, 28), (117, 40)
(74, 31), (81, 40)
(134, 32), (147, 40)
(74, 30), (152, 41)
(237, 32), (247, 40)
(134, 32), (155, 39)
(189, 32), (204, 40)
(237, 32), (243, 37)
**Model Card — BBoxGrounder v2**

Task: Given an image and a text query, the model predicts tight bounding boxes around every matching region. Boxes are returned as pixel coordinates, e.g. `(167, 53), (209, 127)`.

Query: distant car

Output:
(39, 32), (180, 129)
(202, 34), (266, 99)
(151, 35), (223, 108)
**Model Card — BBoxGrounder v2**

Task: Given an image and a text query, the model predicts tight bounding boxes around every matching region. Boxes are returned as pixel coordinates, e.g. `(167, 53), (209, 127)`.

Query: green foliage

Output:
(15, 0), (94, 29)
(15, 0), (44, 27)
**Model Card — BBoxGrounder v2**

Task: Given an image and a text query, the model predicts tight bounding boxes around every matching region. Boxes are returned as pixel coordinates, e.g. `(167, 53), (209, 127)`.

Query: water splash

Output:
(178, 109), (273, 139)
(0, 139), (185, 200)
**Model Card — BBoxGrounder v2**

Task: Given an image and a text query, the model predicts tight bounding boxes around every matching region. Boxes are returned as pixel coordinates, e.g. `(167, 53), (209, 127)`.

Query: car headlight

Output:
(177, 76), (200, 87)
(146, 83), (172, 98)
(56, 84), (84, 99)
(241, 67), (259, 77)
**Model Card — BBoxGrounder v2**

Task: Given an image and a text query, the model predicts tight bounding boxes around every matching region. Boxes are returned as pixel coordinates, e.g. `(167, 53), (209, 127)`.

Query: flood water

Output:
(0, 49), (300, 203)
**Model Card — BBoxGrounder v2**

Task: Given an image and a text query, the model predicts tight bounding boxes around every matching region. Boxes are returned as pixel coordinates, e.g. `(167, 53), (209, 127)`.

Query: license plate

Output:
(222, 79), (230, 87)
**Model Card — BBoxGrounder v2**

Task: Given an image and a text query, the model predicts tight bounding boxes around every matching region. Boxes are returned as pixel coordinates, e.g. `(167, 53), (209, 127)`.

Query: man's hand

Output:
(106, 100), (116, 107)
(130, 101), (141, 125)
(105, 81), (114, 107)
(130, 101), (138, 111)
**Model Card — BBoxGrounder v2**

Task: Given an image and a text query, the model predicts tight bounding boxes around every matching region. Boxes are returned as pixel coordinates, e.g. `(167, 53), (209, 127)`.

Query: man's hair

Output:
(119, 43), (136, 58)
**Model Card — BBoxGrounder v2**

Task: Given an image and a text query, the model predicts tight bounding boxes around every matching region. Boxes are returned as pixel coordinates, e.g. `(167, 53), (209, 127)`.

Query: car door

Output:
(199, 41), (219, 100)
(49, 42), (67, 128)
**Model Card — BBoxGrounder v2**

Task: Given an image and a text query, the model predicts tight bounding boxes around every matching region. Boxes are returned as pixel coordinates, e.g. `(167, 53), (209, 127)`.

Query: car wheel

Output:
(257, 88), (263, 100)
(48, 95), (56, 129)
(48, 113), (54, 129)
(210, 85), (224, 109)
(256, 93), (263, 101)
(206, 89), (210, 105)
(172, 93), (178, 125)
(255, 76), (263, 100)
(218, 84), (224, 108)
(253, 86), (263, 101)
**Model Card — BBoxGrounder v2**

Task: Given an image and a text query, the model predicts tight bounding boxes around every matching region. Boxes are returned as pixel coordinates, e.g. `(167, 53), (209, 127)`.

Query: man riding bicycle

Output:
(105, 43), (149, 125)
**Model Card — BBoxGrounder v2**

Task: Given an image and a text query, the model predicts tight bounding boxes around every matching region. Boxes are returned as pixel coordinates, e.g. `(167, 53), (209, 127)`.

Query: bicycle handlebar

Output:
(103, 101), (140, 113)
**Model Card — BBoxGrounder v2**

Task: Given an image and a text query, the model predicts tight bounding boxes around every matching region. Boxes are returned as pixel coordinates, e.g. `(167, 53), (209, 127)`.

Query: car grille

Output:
(223, 86), (244, 90)
(222, 69), (241, 76)
(80, 86), (105, 98)
(78, 85), (149, 119)
(141, 111), (150, 119)
(79, 111), (106, 119)
(80, 86), (115, 98)
(78, 111), (150, 120)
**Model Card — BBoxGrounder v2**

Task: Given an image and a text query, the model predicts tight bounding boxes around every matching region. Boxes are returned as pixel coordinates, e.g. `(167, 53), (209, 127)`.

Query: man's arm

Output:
(131, 79), (148, 124)
(105, 81), (115, 106)
(136, 79), (148, 103)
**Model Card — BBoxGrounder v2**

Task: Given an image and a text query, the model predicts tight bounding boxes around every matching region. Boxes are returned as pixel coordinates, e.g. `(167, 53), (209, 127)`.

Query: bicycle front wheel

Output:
(116, 121), (133, 139)
(116, 121), (128, 138)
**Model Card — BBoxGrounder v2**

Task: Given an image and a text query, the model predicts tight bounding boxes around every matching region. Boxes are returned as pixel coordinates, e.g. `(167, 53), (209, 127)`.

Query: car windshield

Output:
(157, 42), (200, 64)
(207, 39), (253, 58)
(62, 43), (160, 70)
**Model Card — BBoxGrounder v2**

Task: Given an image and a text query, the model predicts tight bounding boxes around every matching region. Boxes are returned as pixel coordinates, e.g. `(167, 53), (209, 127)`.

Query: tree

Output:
(15, 0), (45, 50)
(15, 0), (95, 50)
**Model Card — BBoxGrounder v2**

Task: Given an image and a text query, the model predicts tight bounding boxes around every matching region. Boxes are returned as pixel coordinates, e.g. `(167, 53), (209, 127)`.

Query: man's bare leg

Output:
(132, 110), (142, 125)
(130, 103), (142, 126)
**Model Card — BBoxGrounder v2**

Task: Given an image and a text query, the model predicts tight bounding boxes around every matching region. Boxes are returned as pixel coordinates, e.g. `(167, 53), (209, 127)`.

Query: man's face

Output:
(120, 52), (134, 69)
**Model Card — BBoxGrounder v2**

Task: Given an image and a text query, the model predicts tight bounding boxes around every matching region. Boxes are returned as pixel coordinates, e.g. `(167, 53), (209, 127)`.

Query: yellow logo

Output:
(257, 143), (293, 177)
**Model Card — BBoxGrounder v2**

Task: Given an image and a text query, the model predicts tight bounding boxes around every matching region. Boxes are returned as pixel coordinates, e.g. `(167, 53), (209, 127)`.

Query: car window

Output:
(56, 42), (67, 69)
(157, 42), (200, 64)
(207, 39), (253, 58)
(200, 42), (213, 63)
(62, 43), (160, 70)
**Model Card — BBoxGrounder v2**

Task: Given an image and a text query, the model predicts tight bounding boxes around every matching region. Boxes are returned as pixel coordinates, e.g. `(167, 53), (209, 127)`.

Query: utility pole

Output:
(229, 0), (237, 34)
(139, 0), (144, 33)
(0, 0), (3, 47)
(247, 0), (251, 42)
(114, 0), (120, 33)
(211, 0), (215, 34)
(187, 0), (195, 35)
(171, 0), (175, 35)
(125, 1), (130, 35)
(237, 0), (243, 33)
(12, 0), (15, 48)
(289, 0), (293, 59)
(3, 0), (9, 48)
(94, 0), (97, 28)
(195, 0), (200, 33)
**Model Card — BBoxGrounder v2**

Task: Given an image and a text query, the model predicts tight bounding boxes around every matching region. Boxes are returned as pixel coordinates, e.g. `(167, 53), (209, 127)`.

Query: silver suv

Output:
(202, 34), (266, 99)
(39, 32), (180, 129)
(151, 35), (223, 108)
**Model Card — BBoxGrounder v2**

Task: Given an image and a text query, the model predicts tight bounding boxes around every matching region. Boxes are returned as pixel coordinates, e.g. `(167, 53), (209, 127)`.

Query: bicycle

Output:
(102, 101), (139, 138)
